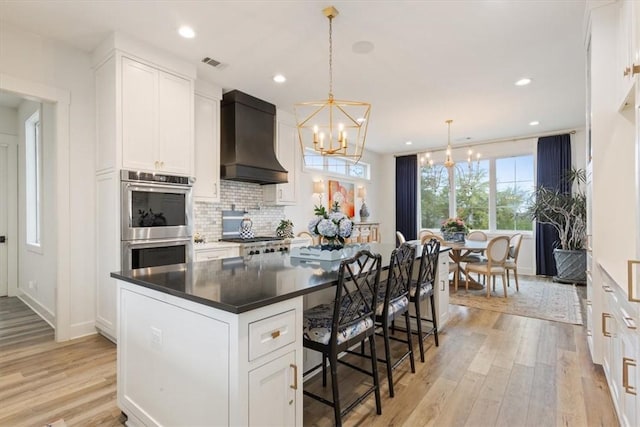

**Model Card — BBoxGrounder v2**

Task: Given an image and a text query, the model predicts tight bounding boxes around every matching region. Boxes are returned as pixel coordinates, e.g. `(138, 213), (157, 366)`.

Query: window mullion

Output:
(489, 158), (496, 231)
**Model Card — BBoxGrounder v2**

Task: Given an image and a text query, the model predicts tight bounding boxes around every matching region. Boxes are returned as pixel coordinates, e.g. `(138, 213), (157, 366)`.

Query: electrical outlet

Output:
(150, 327), (162, 350)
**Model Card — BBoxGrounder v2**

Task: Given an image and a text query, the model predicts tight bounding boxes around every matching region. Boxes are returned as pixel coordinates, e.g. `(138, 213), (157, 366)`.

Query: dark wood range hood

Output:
(220, 90), (288, 185)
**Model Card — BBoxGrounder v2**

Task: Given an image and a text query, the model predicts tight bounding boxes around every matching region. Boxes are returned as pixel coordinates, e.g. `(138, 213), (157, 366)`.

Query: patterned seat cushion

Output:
(376, 295), (409, 319)
(409, 280), (433, 298)
(303, 303), (374, 345)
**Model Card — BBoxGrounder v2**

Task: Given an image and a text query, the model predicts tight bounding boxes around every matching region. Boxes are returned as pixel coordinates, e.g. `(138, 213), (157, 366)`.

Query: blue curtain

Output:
(396, 155), (418, 243)
(535, 134), (572, 276)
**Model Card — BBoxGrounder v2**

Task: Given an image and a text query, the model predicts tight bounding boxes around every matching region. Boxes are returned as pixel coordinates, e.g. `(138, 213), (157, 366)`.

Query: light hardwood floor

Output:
(0, 289), (617, 427)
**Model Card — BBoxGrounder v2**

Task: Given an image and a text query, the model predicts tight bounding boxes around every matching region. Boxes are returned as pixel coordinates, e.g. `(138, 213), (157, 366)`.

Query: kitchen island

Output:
(111, 242), (450, 427)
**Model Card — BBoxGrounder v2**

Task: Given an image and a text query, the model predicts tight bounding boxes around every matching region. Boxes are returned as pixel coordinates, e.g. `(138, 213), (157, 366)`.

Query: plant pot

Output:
(553, 249), (586, 285)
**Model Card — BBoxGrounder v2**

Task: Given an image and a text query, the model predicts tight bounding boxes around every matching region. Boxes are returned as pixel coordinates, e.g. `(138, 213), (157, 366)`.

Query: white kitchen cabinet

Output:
(264, 113), (298, 205)
(616, 0), (638, 110)
(194, 89), (222, 202)
(249, 350), (298, 426)
(435, 250), (450, 328)
(121, 56), (193, 175)
(95, 52), (194, 176)
(600, 265), (639, 427)
(194, 242), (239, 262)
(117, 281), (303, 427)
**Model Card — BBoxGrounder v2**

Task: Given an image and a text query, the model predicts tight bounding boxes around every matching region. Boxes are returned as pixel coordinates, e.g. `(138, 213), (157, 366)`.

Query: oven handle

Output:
(123, 238), (193, 249)
(123, 181), (192, 192)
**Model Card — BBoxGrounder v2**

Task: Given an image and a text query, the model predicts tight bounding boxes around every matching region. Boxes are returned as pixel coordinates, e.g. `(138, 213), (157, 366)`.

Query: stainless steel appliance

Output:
(121, 170), (193, 241)
(122, 238), (193, 270)
(219, 237), (289, 256)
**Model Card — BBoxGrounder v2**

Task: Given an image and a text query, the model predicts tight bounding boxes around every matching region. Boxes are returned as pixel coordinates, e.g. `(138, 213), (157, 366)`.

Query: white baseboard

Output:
(69, 320), (98, 340)
(18, 292), (55, 328)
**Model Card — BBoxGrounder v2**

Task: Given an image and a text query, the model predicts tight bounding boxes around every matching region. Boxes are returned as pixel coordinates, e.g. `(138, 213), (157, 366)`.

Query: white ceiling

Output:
(0, 0), (587, 155)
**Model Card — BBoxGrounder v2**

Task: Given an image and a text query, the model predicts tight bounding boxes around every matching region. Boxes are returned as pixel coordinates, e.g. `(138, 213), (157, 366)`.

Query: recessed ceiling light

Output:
(405, 141), (412, 145)
(273, 74), (286, 83)
(178, 26), (196, 39)
(529, 120), (540, 126)
(515, 78), (532, 86)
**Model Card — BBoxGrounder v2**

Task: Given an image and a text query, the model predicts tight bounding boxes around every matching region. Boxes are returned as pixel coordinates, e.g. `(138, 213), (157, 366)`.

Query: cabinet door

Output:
(249, 350), (297, 427)
(122, 57), (157, 172)
(276, 121), (297, 204)
(158, 70), (193, 175)
(194, 94), (221, 201)
(436, 252), (450, 328)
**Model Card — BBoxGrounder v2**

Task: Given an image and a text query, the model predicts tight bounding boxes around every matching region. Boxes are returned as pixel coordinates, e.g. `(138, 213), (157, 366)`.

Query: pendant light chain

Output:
(328, 16), (333, 99)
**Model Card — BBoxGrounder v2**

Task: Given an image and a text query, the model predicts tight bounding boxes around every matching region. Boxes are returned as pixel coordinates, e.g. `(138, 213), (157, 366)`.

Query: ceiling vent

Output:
(202, 57), (227, 70)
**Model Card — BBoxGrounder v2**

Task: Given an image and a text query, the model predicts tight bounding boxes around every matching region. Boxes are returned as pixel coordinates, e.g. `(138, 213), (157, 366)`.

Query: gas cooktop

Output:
(219, 237), (283, 243)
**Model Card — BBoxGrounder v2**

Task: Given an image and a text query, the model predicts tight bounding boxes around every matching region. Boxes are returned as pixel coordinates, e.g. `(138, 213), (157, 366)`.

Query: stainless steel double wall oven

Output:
(120, 170), (193, 270)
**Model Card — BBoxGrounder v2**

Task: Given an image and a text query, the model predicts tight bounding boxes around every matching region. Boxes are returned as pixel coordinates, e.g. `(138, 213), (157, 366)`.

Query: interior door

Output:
(0, 143), (8, 296)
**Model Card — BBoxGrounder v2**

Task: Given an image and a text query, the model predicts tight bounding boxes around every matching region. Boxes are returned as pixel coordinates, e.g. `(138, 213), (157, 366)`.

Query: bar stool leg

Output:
(414, 297), (425, 362)
(404, 311), (415, 373)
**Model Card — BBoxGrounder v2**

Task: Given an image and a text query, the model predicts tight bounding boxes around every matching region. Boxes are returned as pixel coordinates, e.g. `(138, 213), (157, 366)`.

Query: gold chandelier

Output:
(295, 6), (371, 165)
(444, 119), (455, 169)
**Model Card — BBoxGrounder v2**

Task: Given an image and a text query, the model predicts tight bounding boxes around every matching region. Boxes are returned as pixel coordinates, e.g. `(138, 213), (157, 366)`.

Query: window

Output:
(420, 164), (449, 228)
(303, 148), (370, 179)
(454, 160), (489, 229)
(495, 155), (534, 231)
(419, 153), (534, 232)
(25, 110), (41, 247)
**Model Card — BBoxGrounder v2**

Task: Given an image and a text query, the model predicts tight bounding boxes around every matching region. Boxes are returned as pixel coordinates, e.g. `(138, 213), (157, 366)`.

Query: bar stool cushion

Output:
(409, 280), (433, 298)
(303, 303), (374, 345)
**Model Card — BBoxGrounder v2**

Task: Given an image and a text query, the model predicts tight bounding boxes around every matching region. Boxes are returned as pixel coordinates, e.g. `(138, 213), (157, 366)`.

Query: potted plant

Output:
(440, 217), (469, 242)
(528, 167), (587, 284)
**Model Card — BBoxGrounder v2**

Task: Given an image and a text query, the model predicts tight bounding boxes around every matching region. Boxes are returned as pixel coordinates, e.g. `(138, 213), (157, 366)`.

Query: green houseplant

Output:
(528, 167), (587, 283)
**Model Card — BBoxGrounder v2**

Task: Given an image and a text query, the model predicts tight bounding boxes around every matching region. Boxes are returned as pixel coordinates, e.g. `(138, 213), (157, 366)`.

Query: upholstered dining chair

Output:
(409, 238), (440, 362)
(418, 229), (435, 242)
(462, 230), (488, 262)
(302, 250), (382, 426)
(297, 231), (317, 246)
(464, 235), (510, 298)
(396, 231), (407, 246)
(505, 233), (523, 291)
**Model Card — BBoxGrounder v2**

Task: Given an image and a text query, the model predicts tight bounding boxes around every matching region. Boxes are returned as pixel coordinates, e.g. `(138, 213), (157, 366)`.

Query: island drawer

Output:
(249, 309), (296, 361)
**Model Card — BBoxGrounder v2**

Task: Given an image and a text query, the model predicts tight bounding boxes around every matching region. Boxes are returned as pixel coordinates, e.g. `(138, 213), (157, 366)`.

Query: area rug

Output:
(449, 277), (583, 325)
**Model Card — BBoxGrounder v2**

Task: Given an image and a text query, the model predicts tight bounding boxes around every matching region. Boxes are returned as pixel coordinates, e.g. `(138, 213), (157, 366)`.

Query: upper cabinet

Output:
(193, 83), (223, 202)
(616, 0), (639, 110)
(264, 112), (298, 205)
(95, 44), (195, 176)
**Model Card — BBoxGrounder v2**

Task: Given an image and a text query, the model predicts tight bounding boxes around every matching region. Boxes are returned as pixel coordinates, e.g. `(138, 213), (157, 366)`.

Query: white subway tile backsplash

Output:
(194, 180), (285, 243)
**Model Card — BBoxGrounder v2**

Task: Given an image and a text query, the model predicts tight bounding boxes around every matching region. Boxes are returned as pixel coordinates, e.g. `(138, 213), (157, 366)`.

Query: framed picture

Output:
(328, 180), (355, 218)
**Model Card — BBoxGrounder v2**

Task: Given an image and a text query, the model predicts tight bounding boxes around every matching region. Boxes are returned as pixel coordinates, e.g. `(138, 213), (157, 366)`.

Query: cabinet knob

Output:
(623, 66), (631, 77)
(632, 64), (640, 76)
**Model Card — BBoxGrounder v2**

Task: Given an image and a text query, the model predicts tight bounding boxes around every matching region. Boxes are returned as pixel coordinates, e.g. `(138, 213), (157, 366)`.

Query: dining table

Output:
(443, 239), (489, 290)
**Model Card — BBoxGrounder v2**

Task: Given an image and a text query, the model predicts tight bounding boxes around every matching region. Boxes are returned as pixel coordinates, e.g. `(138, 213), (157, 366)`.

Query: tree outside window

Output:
(496, 155), (534, 231)
(454, 160), (489, 230)
(420, 164), (449, 228)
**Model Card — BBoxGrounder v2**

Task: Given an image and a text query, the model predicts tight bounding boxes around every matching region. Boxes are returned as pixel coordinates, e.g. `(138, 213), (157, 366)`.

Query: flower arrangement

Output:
(308, 201), (353, 249)
(440, 217), (469, 233)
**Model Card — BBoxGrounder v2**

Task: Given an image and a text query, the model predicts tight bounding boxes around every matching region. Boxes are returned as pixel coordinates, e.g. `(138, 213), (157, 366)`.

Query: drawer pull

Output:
(290, 363), (298, 390)
(628, 260), (640, 302)
(271, 330), (281, 339)
(602, 313), (612, 337)
(441, 279), (445, 292)
(623, 357), (637, 395)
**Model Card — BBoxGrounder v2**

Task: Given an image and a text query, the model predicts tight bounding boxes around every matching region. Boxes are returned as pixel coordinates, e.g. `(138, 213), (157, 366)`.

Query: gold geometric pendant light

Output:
(295, 6), (371, 165)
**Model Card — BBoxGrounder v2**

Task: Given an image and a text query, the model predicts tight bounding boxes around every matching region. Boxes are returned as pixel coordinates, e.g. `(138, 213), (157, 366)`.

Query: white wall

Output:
(0, 105), (18, 135)
(377, 129), (587, 276)
(0, 22), (96, 337)
(16, 100), (58, 323)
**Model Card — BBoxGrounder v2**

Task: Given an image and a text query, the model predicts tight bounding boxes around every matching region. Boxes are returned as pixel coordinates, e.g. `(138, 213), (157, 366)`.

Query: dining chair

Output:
(302, 250), (383, 426)
(462, 230), (488, 262)
(418, 229), (435, 242)
(396, 231), (407, 246)
(505, 233), (523, 291)
(464, 236), (510, 298)
(409, 238), (440, 362)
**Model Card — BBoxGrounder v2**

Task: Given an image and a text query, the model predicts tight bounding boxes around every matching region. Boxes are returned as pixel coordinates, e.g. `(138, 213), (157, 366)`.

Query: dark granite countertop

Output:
(111, 242), (450, 314)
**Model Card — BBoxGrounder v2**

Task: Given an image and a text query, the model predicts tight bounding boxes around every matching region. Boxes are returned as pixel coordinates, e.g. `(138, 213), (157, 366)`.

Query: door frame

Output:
(0, 73), (71, 341)
(0, 134), (18, 297)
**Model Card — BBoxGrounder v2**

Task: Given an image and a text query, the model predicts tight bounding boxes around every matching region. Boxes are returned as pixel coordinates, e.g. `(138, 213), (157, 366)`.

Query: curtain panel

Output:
(395, 155), (418, 243)
(535, 134), (572, 276)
